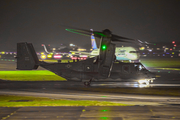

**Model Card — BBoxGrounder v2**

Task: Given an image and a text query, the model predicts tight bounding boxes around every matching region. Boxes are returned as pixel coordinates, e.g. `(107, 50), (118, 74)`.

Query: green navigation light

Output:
(101, 45), (107, 50)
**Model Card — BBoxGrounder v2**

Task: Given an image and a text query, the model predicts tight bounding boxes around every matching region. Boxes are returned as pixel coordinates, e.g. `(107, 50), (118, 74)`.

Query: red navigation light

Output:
(48, 44), (50, 46)
(174, 44), (176, 47)
(170, 48), (172, 51)
(41, 44), (44, 46)
(172, 41), (175, 44)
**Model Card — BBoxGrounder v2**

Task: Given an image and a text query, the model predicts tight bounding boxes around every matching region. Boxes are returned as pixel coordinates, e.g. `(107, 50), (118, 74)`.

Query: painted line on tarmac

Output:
(155, 68), (180, 71)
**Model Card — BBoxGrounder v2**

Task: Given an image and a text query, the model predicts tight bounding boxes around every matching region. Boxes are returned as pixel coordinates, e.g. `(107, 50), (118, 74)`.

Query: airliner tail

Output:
(91, 29), (97, 50)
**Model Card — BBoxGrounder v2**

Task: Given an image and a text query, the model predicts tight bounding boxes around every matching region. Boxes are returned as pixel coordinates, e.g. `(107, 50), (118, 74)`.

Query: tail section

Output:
(90, 29), (97, 50)
(16, 42), (39, 70)
(42, 44), (50, 54)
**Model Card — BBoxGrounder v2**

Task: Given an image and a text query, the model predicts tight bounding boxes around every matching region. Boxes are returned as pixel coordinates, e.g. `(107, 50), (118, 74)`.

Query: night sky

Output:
(0, 0), (180, 50)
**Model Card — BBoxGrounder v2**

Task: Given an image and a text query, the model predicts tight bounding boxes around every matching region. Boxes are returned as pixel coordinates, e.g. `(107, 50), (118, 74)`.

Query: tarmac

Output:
(1, 106), (180, 120)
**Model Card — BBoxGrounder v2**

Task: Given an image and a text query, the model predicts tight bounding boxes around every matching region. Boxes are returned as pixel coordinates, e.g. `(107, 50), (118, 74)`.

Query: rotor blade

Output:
(92, 31), (106, 38)
(112, 34), (135, 41)
(62, 25), (91, 33)
(111, 39), (133, 43)
(62, 25), (93, 37)
(66, 28), (106, 38)
(63, 26), (112, 38)
(64, 26), (142, 44)
(65, 29), (92, 37)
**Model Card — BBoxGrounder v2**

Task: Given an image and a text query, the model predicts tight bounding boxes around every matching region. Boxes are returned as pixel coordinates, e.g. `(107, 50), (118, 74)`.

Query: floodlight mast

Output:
(98, 29), (116, 78)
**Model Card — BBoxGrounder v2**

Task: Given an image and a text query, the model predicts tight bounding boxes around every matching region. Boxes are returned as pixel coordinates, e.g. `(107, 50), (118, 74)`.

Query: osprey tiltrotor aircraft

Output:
(16, 28), (155, 86)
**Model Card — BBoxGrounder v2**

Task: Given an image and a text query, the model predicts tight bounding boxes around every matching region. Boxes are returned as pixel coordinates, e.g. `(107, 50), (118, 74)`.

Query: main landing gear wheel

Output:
(84, 79), (92, 86)
(84, 81), (91, 86)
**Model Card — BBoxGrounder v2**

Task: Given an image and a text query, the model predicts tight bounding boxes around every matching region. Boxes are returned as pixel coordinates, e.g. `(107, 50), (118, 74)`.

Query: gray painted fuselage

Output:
(39, 58), (155, 82)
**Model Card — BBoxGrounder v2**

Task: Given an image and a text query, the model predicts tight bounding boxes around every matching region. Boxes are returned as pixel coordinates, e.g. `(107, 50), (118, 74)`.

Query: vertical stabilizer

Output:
(16, 42), (39, 70)
(42, 44), (51, 54)
(42, 44), (49, 54)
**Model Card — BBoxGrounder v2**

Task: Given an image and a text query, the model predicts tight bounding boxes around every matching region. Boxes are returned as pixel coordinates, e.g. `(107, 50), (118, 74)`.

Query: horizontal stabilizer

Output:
(16, 42), (39, 70)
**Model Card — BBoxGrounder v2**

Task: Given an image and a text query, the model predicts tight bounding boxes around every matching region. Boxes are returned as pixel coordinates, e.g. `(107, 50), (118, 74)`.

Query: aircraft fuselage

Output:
(39, 58), (154, 82)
